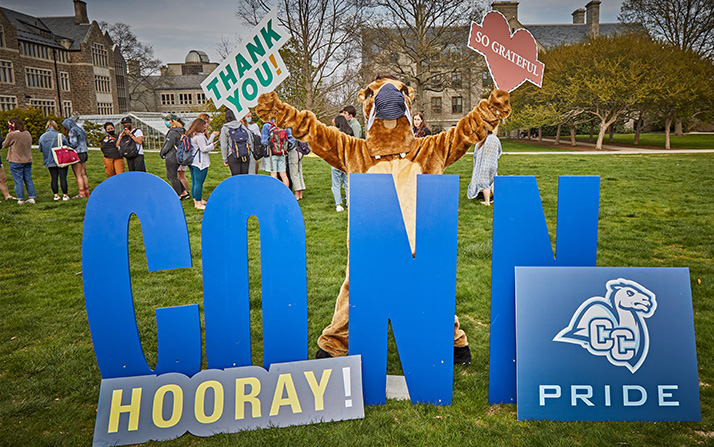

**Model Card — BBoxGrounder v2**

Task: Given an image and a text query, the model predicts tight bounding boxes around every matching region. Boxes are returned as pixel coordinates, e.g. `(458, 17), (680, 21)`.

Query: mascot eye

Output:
(626, 290), (634, 297)
(400, 86), (410, 96)
(364, 88), (373, 99)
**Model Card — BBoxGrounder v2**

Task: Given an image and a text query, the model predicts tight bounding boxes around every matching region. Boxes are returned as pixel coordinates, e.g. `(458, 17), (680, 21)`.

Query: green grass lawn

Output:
(499, 139), (574, 152)
(576, 132), (714, 149)
(1, 147), (713, 446)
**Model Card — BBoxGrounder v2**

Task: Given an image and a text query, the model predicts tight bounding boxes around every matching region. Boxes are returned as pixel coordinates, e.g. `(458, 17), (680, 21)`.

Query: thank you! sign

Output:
(515, 267), (700, 421)
(201, 6), (290, 117)
(468, 10), (544, 92)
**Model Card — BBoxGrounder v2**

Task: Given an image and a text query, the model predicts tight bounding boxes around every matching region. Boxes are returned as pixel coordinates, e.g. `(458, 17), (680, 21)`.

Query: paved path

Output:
(497, 137), (714, 155)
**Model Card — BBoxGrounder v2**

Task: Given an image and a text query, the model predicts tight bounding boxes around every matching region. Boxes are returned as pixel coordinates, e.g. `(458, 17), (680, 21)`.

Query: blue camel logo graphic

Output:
(554, 278), (657, 373)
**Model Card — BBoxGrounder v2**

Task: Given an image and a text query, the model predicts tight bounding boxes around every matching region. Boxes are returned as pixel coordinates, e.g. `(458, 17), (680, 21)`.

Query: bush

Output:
(0, 108), (65, 142)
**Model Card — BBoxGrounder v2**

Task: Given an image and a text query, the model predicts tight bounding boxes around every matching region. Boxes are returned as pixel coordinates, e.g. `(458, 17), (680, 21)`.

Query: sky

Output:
(2, 0), (624, 64)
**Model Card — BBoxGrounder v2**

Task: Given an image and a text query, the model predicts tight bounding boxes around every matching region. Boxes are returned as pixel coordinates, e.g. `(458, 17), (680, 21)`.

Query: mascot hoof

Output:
(454, 346), (472, 365)
(315, 348), (333, 359)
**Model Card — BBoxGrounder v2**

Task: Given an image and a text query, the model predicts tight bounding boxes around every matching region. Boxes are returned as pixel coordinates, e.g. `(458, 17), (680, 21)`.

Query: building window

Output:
(56, 50), (68, 63)
(94, 75), (111, 93)
(116, 75), (125, 93)
(62, 100), (72, 118)
(197, 93), (206, 104)
(451, 96), (463, 114)
(482, 71), (493, 89)
(161, 93), (175, 106)
(97, 102), (113, 114)
(431, 97), (442, 114)
(0, 60), (14, 84)
(117, 97), (127, 113)
(20, 42), (51, 60)
(30, 99), (56, 116)
(179, 93), (193, 105)
(92, 43), (108, 67)
(25, 67), (53, 89)
(59, 72), (70, 91)
(452, 71), (462, 89)
(0, 95), (17, 111)
(0, 25), (4, 48)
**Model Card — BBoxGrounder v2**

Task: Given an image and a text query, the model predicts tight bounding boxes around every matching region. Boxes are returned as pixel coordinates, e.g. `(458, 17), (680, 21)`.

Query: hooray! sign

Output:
(467, 10), (544, 92)
(201, 6), (290, 117)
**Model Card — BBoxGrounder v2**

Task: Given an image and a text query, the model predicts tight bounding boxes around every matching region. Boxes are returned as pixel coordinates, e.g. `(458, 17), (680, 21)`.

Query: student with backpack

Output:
(116, 116), (146, 172)
(62, 115), (90, 198)
(186, 118), (218, 210)
(242, 111), (262, 174)
(220, 109), (254, 176)
(261, 120), (294, 187)
(159, 113), (189, 199)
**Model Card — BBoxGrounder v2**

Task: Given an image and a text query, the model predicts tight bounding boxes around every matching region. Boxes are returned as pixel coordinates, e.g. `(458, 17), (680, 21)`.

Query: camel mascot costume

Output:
(256, 75), (510, 364)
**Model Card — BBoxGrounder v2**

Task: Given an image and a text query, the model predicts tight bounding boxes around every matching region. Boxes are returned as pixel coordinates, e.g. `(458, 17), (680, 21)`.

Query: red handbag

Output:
(51, 134), (80, 168)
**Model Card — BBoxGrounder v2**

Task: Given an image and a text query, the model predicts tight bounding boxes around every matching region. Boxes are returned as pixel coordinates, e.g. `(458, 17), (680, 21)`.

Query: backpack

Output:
(100, 135), (119, 158)
(268, 124), (289, 156)
(176, 134), (197, 166)
(250, 132), (267, 160)
(295, 140), (311, 155)
(228, 126), (251, 161)
(118, 129), (139, 159)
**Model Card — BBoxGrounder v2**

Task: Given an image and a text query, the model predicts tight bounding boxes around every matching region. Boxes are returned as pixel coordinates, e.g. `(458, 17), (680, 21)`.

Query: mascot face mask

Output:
(359, 77), (416, 158)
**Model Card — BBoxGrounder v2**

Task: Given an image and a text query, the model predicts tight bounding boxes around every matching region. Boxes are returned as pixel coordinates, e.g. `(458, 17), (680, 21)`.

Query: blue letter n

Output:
(349, 174), (459, 406)
(488, 176), (600, 404)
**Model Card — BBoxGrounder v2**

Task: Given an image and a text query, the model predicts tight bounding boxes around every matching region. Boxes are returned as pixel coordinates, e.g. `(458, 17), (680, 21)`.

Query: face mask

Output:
(8, 123), (14, 131)
(107, 129), (115, 136)
(164, 120), (171, 128)
(245, 116), (252, 123)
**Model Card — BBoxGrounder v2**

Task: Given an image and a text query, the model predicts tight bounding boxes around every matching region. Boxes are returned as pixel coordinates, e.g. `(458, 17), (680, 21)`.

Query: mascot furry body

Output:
(257, 76), (510, 361)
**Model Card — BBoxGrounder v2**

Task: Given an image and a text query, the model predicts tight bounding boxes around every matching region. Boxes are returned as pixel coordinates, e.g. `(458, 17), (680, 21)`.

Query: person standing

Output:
(159, 113), (189, 199)
(187, 118), (218, 210)
(261, 120), (293, 188)
(220, 109), (254, 176)
(2, 117), (36, 204)
(242, 111), (261, 174)
(117, 116), (146, 172)
(331, 115), (353, 212)
(0, 129), (17, 201)
(341, 105), (362, 139)
(413, 112), (432, 137)
(99, 122), (124, 177)
(287, 140), (306, 200)
(467, 127), (502, 206)
(37, 120), (71, 201)
(62, 116), (89, 197)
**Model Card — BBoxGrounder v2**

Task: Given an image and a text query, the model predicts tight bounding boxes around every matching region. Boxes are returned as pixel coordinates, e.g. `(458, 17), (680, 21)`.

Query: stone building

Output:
(362, 1), (623, 133)
(0, 0), (130, 116)
(130, 50), (218, 114)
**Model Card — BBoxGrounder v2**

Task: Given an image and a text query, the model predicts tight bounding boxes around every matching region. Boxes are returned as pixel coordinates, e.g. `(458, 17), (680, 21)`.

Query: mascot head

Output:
(358, 75), (416, 158)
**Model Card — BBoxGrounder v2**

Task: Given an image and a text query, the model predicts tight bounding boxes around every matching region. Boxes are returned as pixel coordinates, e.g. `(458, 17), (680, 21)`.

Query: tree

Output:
(363, 0), (487, 113)
(619, 0), (714, 60)
(234, 0), (369, 120)
(537, 34), (662, 150)
(99, 22), (166, 111)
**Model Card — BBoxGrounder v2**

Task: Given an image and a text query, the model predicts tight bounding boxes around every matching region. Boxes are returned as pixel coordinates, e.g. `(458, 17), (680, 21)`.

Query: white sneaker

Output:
(27, 198), (36, 204)
(62, 195), (70, 201)
(336, 204), (344, 212)
(17, 200), (24, 205)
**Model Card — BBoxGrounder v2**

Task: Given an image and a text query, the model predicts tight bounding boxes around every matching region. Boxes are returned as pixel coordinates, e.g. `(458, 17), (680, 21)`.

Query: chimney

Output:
(491, 2), (519, 23)
(572, 8), (585, 24)
(73, 0), (89, 25)
(586, 0), (600, 38)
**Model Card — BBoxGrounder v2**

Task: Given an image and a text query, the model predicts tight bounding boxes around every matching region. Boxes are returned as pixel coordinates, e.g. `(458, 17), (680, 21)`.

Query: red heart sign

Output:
(468, 11), (545, 92)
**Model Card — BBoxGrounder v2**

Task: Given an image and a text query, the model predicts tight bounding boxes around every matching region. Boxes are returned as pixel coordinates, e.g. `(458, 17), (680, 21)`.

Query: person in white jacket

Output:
(187, 118), (218, 210)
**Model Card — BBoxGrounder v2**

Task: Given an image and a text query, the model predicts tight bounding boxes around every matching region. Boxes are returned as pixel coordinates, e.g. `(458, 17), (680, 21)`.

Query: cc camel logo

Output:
(554, 278), (657, 373)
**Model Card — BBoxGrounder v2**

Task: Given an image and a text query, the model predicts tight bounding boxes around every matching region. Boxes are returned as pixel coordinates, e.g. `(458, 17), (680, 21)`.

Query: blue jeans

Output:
(189, 165), (208, 202)
(331, 166), (348, 205)
(9, 162), (36, 201)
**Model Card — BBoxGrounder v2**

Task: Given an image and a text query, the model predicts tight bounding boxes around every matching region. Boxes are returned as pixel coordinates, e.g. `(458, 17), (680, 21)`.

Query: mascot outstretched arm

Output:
(256, 76), (510, 362)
